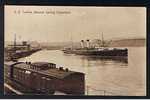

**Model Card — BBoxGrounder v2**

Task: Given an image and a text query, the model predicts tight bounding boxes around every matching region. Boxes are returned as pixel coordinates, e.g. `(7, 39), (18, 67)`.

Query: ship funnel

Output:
(80, 40), (84, 48)
(86, 39), (90, 48)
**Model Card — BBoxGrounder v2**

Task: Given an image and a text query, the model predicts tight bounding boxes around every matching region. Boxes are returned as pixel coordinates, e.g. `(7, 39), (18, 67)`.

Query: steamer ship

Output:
(5, 34), (41, 61)
(62, 34), (128, 57)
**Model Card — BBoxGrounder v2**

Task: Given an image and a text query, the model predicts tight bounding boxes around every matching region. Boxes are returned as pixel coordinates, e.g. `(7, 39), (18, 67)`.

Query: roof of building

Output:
(31, 62), (56, 67)
(12, 62), (83, 79)
(4, 61), (23, 66)
(4, 61), (16, 66)
(42, 68), (75, 79)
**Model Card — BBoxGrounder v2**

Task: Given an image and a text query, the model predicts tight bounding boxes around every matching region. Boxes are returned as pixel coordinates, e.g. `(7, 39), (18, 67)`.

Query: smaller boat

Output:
(62, 47), (74, 54)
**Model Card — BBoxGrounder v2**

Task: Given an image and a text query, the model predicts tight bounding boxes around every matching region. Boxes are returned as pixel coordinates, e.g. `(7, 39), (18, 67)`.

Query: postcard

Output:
(4, 5), (146, 96)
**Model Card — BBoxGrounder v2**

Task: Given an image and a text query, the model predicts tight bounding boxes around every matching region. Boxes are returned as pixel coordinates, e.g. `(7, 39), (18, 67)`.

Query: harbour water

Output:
(19, 47), (146, 96)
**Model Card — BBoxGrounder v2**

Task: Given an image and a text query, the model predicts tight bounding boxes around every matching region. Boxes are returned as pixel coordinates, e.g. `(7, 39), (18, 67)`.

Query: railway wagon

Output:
(4, 61), (85, 95)
(4, 61), (23, 78)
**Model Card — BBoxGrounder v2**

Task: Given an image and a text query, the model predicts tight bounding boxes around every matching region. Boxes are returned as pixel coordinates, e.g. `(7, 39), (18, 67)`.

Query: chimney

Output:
(80, 40), (84, 48)
(65, 68), (69, 72)
(59, 67), (64, 71)
(86, 39), (90, 48)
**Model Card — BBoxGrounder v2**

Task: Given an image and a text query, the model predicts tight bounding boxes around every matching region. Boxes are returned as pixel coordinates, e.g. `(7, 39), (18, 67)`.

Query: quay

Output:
(4, 83), (23, 95)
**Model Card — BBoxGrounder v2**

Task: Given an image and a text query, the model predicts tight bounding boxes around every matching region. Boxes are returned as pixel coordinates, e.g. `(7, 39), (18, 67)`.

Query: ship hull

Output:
(63, 49), (128, 57)
(12, 49), (41, 59)
(5, 49), (41, 61)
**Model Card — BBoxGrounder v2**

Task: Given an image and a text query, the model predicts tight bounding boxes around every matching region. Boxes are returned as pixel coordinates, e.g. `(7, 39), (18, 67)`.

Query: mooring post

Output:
(104, 90), (106, 96)
(86, 85), (89, 95)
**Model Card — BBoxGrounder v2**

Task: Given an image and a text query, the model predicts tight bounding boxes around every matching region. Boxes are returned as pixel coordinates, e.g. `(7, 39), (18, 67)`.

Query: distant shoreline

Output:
(109, 38), (146, 47)
(5, 38), (146, 49)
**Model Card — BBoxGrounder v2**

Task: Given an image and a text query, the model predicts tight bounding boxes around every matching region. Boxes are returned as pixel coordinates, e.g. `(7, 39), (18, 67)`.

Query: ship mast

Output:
(101, 33), (104, 47)
(14, 34), (16, 51)
(99, 33), (104, 47)
(70, 33), (73, 50)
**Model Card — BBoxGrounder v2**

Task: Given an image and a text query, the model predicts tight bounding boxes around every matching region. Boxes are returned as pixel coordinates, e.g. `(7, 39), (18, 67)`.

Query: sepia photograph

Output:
(4, 5), (146, 96)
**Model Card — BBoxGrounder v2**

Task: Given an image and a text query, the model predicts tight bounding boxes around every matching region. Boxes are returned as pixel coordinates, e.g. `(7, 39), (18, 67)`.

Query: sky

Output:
(5, 6), (146, 43)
